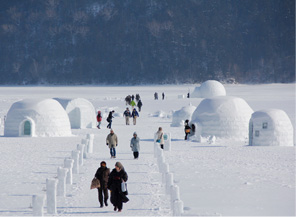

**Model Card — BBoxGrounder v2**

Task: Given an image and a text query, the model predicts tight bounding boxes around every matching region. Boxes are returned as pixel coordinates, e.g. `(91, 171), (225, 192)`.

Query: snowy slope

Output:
(0, 84), (295, 216)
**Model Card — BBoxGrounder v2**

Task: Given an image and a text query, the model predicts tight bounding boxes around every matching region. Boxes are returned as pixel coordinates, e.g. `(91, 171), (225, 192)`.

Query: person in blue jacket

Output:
(131, 108), (139, 125)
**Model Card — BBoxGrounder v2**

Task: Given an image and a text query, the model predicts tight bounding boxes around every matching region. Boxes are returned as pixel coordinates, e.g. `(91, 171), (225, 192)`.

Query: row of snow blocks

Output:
(46, 178), (57, 214)
(32, 194), (45, 216)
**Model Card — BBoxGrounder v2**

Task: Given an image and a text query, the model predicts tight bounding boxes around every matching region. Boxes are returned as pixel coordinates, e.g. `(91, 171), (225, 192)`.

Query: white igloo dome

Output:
(54, 98), (96, 129)
(171, 104), (196, 127)
(249, 109), (294, 146)
(191, 96), (253, 140)
(191, 80), (226, 98)
(4, 98), (72, 137)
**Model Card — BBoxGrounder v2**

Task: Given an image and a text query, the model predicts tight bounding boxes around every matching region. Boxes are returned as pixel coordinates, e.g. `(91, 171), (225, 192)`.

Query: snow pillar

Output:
(173, 200), (184, 216)
(86, 134), (94, 153)
(76, 144), (85, 166)
(162, 163), (169, 183)
(57, 167), (68, 197)
(64, 158), (74, 185)
(81, 139), (88, 158)
(32, 194), (45, 216)
(46, 178), (57, 214)
(71, 150), (80, 174)
(166, 173), (174, 194)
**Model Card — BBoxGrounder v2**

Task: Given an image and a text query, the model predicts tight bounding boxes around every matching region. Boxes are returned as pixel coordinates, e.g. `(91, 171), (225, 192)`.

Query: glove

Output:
(106, 143), (108, 146)
(116, 144), (118, 146)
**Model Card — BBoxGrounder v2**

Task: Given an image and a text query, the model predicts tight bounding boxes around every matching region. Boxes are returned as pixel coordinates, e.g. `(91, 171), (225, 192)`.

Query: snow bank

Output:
(191, 80), (226, 98)
(249, 109), (294, 146)
(171, 104), (196, 127)
(4, 98), (72, 137)
(191, 96), (253, 140)
(54, 98), (96, 129)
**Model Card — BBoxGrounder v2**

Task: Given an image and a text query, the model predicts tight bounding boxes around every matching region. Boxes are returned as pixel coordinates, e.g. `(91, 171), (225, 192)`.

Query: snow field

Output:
(0, 83), (295, 216)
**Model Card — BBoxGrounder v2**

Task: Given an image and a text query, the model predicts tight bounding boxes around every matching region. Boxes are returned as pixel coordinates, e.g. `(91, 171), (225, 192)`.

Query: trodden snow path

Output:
(55, 127), (173, 216)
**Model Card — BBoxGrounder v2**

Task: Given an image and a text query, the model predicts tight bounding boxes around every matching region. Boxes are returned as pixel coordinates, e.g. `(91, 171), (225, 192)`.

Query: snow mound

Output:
(54, 98), (96, 129)
(4, 98), (72, 137)
(171, 104), (196, 127)
(191, 96), (253, 140)
(191, 80), (226, 98)
(249, 109), (294, 146)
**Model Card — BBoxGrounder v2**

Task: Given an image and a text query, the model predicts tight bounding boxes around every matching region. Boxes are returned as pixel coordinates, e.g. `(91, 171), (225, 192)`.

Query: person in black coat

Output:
(137, 99), (143, 112)
(107, 110), (115, 129)
(184, 119), (191, 140)
(95, 161), (110, 207)
(107, 162), (128, 212)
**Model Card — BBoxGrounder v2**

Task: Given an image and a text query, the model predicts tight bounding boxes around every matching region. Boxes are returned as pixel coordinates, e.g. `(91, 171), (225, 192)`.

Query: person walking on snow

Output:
(130, 132), (140, 159)
(184, 119), (191, 140)
(94, 161), (110, 207)
(106, 110), (115, 129)
(137, 99), (143, 112)
(131, 108), (139, 125)
(123, 108), (131, 125)
(106, 129), (118, 158)
(96, 111), (102, 129)
(108, 162), (128, 212)
(130, 100), (136, 109)
(156, 127), (165, 149)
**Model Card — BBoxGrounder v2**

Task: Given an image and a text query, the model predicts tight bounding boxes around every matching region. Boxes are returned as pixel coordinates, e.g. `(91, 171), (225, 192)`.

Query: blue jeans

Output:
(107, 120), (112, 129)
(110, 147), (116, 157)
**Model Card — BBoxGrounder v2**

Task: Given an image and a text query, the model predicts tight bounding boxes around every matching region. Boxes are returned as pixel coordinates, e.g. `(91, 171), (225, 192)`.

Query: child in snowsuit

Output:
(130, 132), (140, 159)
(97, 111), (102, 129)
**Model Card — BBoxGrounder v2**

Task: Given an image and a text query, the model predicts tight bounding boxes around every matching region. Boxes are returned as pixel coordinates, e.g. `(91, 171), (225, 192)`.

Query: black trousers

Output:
(98, 187), (109, 205)
(133, 151), (139, 159)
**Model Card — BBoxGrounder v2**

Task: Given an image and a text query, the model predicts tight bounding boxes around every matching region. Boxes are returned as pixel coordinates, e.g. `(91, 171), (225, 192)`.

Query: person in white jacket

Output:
(156, 127), (164, 149)
(130, 132), (140, 159)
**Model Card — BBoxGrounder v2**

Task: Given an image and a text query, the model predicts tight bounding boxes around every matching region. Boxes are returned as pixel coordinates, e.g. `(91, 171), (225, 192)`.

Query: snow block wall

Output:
(171, 104), (196, 127)
(4, 99), (72, 137)
(249, 109), (294, 146)
(191, 96), (253, 140)
(191, 80), (226, 98)
(54, 98), (96, 129)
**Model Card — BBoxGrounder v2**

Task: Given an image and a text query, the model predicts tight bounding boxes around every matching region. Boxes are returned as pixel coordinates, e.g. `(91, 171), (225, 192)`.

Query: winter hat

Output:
(115, 162), (124, 170)
(133, 132), (137, 136)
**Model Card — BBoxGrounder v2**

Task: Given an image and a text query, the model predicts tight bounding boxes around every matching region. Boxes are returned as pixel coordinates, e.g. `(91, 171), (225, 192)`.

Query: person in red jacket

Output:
(97, 111), (102, 129)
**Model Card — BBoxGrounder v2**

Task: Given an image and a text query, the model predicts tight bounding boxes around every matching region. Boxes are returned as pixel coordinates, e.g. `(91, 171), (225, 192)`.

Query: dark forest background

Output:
(0, 0), (295, 85)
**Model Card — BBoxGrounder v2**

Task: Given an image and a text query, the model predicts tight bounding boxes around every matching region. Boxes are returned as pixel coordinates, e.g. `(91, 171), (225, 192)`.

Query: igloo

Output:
(191, 80), (226, 98)
(249, 109), (294, 146)
(4, 99), (72, 137)
(54, 98), (96, 129)
(190, 96), (253, 140)
(171, 104), (196, 127)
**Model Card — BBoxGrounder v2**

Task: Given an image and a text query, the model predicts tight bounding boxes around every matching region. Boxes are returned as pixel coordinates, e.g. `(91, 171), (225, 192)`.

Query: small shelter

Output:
(4, 98), (72, 137)
(191, 80), (226, 98)
(171, 104), (196, 127)
(249, 109), (294, 146)
(54, 98), (96, 129)
(190, 96), (253, 140)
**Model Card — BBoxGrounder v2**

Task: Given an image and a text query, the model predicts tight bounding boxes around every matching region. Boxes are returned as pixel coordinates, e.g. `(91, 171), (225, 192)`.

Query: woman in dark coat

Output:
(107, 162), (128, 212)
(94, 161), (110, 207)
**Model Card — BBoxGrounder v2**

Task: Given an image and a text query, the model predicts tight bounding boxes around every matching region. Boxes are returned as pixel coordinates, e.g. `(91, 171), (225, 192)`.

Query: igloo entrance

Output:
(19, 118), (35, 137)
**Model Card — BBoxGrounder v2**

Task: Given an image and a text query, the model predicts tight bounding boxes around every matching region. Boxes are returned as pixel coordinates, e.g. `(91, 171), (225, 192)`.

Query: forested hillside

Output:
(0, 0), (295, 85)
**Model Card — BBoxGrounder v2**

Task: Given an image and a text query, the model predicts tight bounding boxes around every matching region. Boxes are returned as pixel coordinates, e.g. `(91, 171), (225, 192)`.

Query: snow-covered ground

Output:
(0, 83), (295, 216)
